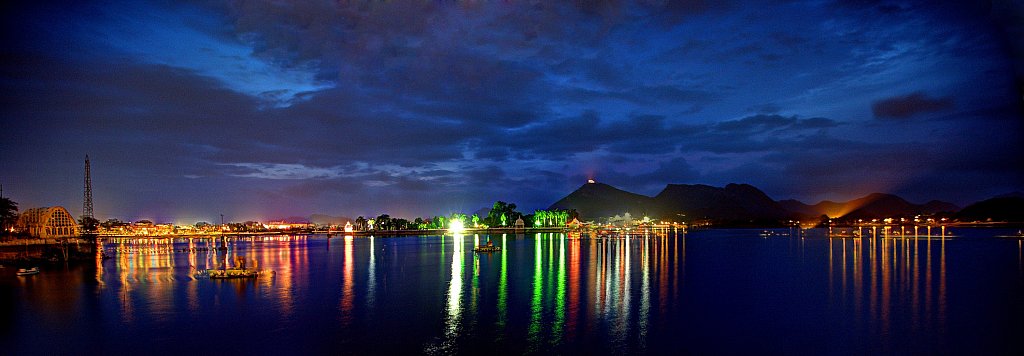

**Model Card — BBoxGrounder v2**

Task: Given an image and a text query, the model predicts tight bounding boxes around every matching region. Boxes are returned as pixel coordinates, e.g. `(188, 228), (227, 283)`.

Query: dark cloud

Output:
(872, 92), (954, 119)
(1, 0), (1020, 220)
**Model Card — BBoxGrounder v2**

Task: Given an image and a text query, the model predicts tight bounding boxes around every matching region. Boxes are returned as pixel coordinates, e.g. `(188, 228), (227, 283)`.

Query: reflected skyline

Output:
(6, 230), (1023, 354)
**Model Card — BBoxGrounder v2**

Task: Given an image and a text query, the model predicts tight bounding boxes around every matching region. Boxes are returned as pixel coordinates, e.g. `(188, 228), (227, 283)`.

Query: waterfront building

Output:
(15, 206), (80, 238)
(264, 220), (313, 230)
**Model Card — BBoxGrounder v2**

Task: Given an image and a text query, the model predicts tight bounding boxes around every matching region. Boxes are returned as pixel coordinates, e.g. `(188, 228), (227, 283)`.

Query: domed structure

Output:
(514, 216), (525, 230)
(16, 206), (80, 238)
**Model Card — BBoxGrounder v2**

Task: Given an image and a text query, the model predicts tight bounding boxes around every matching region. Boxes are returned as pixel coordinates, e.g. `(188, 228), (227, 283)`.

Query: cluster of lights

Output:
(448, 220), (465, 233)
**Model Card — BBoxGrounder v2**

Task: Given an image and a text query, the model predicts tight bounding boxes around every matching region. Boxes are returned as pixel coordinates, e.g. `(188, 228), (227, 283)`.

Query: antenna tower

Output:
(84, 155), (94, 222)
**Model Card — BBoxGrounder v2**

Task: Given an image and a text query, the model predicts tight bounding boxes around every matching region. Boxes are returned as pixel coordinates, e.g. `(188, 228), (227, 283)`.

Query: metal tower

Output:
(83, 155), (94, 221)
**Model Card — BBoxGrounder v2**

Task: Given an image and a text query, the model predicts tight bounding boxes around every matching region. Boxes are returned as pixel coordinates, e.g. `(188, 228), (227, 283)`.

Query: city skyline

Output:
(2, 1), (1022, 222)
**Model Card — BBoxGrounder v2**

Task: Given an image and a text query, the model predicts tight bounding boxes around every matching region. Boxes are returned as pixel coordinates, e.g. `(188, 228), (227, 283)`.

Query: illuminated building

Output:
(15, 206), (80, 238)
(567, 218), (582, 229)
(263, 220), (312, 230)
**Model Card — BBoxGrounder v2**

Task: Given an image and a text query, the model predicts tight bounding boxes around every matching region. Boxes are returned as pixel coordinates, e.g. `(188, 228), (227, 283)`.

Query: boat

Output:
(474, 243), (501, 253)
(16, 267), (40, 276)
(202, 267), (267, 279)
(209, 268), (258, 279)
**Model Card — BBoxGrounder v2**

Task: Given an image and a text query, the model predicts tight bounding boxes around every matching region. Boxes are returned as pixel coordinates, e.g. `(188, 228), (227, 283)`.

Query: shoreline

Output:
(2, 222), (1019, 244)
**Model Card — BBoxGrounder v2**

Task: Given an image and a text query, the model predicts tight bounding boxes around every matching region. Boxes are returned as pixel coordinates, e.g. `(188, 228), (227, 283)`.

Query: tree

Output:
(486, 201), (507, 227)
(393, 218), (410, 230)
(375, 214), (392, 231)
(101, 218), (123, 229)
(0, 197), (17, 234)
(815, 214), (831, 228)
(79, 216), (100, 232)
(486, 201), (523, 227)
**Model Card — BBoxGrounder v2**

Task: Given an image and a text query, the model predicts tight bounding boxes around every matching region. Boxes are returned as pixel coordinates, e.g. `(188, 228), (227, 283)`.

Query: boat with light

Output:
(16, 267), (40, 276)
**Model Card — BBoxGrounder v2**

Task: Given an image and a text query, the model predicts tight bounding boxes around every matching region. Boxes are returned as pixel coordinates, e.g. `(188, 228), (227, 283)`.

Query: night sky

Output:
(2, 1), (1022, 224)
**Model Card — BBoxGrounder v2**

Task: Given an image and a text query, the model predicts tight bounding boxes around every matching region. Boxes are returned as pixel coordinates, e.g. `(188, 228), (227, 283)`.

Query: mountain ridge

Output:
(549, 181), (964, 223)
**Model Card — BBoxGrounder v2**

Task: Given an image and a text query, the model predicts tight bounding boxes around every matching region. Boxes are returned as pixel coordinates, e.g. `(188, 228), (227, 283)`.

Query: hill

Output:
(548, 182), (654, 220)
(309, 214), (352, 225)
(781, 194), (957, 220)
(955, 196), (1024, 222)
(779, 199), (853, 218)
(652, 183), (790, 223)
(549, 182), (789, 224)
(838, 193), (957, 220)
(548, 181), (964, 224)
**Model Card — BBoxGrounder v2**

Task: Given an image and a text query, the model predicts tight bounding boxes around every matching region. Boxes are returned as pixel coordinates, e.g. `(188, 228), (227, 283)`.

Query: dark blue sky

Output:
(2, 1), (1022, 224)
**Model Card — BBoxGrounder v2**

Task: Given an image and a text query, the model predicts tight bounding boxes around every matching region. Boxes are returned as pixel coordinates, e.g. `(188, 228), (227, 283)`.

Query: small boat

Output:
(205, 268), (257, 279)
(17, 267), (40, 276)
(200, 268), (273, 279)
(474, 245), (501, 253)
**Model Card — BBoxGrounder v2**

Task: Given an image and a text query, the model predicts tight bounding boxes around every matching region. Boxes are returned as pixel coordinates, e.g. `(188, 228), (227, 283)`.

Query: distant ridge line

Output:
(548, 181), (963, 223)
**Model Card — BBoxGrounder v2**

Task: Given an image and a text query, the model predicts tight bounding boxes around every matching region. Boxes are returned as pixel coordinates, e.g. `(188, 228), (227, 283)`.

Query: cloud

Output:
(79, 2), (333, 107)
(715, 114), (795, 133)
(872, 91), (954, 119)
(2, 0), (1021, 220)
(224, 163), (344, 180)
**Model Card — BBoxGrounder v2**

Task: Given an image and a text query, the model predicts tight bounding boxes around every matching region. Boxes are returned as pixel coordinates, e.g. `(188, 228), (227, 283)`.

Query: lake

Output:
(4, 229), (1023, 354)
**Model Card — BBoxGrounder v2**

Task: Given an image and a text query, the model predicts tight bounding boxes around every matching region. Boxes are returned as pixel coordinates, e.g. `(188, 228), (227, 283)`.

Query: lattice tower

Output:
(83, 155), (94, 221)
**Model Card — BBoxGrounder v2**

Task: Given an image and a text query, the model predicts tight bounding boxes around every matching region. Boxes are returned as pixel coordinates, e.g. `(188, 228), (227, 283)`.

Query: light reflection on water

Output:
(826, 230), (951, 349)
(442, 233), (463, 351)
(341, 235), (354, 326)
(5, 229), (1024, 354)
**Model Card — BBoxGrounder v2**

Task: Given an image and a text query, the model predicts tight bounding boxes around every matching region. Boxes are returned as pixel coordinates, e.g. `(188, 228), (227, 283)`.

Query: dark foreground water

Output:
(3, 229), (1023, 355)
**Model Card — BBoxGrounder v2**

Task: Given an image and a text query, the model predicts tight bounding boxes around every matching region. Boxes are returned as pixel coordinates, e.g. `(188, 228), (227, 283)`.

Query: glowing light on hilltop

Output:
(587, 179), (596, 184)
(448, 219), (465, 234)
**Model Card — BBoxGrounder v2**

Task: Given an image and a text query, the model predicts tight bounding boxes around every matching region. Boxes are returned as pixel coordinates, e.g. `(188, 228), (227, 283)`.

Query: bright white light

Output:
(449, 220), (465, 233)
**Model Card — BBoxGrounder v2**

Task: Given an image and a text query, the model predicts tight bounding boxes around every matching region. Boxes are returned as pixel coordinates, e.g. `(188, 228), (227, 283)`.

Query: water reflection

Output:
(105, 237), (180, 323)
(508, 231), (684, 353)
(827, 231), (948, 341)
(367, 236), (376, 309)
(94, 235), (329, 321)
(528, 233), (542, 350)
(341, 235), (354, 325)
(17, 229), (1021, 355)
(496, 234), (508, 336)
(90, 231), (692, 353)
(442, 233), (464, 352)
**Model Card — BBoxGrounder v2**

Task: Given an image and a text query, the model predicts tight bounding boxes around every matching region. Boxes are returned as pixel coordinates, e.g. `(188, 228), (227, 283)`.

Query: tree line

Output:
(351, 201), (577, 231)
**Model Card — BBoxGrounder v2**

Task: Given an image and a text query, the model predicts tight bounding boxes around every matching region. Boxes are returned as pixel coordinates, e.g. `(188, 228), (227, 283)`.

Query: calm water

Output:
(4, 229), (1024, 354)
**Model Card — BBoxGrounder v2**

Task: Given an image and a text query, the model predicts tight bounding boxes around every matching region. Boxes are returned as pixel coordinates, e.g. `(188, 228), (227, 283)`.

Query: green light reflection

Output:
(528, 233), (543, 349)
(497, 234), (508, 335)
(553, 233), (567, 345)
